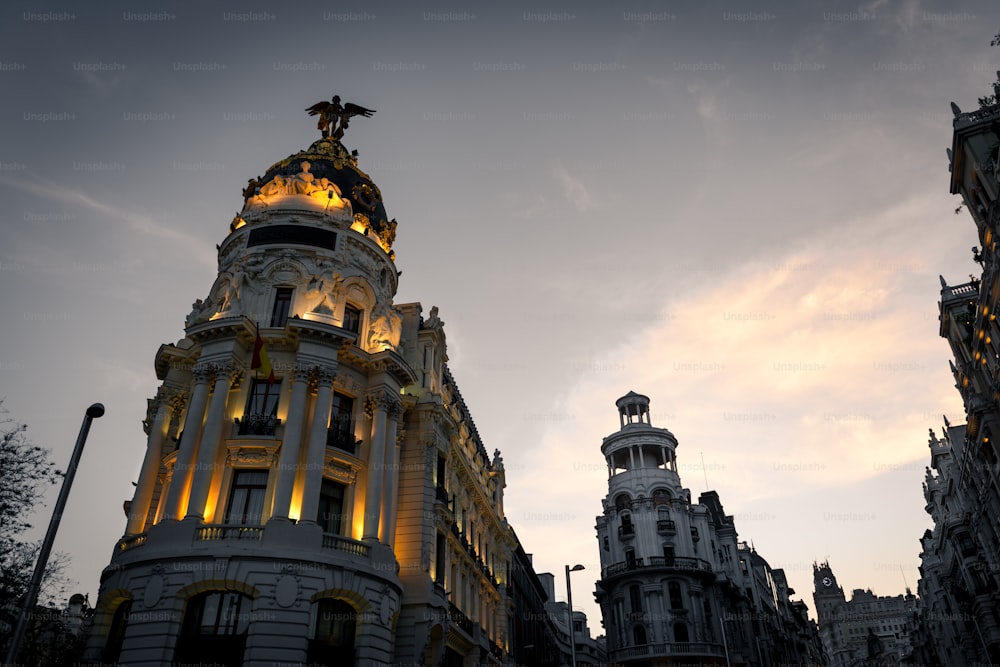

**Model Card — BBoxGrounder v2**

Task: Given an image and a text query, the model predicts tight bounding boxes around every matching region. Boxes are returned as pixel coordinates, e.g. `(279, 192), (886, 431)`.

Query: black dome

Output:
(258, 138), (390, 233)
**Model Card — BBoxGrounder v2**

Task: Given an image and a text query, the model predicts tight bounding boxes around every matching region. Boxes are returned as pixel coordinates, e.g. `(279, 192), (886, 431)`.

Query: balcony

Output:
(604, 555), (713, 579)
(448, 601), (475, 637)
(326, 429), (360, 454)
(618, 524), (636, 539)
(321, 533), (370, 558)
(609, 641), (727, 662)
(235, 413), (280, 436)
(657, 519), (676, 533)
(195, 525), (263, 541)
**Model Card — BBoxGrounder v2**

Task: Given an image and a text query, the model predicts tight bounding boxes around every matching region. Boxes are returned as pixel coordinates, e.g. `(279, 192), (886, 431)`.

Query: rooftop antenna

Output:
(900, 565), (910, 591)
(700, 451), (710, 491)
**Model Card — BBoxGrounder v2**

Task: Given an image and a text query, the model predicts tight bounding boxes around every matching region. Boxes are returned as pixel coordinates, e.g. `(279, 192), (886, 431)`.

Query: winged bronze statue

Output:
(306, 95), (375, 140)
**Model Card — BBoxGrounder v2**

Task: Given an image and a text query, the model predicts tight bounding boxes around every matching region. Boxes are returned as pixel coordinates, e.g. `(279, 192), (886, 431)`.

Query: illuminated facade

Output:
(83, 134), (531, 665)
(916, 97), (1000, 667)
(594, 392), (823, 667)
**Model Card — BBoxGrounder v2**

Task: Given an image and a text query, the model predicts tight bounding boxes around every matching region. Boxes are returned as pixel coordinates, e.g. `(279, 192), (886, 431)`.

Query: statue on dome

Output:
(306, 95), (376, 140)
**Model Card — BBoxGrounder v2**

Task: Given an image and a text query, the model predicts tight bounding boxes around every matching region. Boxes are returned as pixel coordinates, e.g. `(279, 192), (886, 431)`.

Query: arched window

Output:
(633, 624), (647, 645)
(652, 488), (672, 507)
(101, 599), (132, 662)
(308, 599), (357, 666)
(175, 591), (252, 667)
(614, 493), (632, 511)
(668, 581), (684, 610)
(674, 621), (689, 643)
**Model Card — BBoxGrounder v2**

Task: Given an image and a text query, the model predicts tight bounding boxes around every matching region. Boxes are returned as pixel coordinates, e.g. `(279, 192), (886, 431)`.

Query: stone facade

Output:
(812, 562), (919, 666)
(594, 392), (823, 666)
(82, 135), (546, 666)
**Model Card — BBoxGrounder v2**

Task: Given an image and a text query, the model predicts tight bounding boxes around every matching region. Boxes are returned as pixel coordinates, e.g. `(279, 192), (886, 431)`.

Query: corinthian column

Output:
(362, 389), (396, 540)
(379, 405), (403, 545)
(126, 388), (181, 535)
(300, 366), (337, 524)
(187, 363), (240, 520)
(271, 366), (313, 519)
(164, 364), (213, 520)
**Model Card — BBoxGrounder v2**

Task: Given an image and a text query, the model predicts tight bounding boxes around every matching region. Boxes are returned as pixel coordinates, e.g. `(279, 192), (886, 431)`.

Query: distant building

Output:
(594, 391), (822, 666)
(82, 128), (555, 665)
(812, 562), (919, 666)
(917, 96), (1000, 666)
(537, 572), (606, 666)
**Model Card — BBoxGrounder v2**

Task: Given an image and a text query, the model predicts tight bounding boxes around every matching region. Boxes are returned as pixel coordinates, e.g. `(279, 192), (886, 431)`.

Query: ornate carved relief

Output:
(227, 446), (278, 467)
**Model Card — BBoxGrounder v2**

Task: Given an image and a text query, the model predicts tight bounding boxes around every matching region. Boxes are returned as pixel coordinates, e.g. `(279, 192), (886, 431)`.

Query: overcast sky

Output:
(1, 0), (996, 631)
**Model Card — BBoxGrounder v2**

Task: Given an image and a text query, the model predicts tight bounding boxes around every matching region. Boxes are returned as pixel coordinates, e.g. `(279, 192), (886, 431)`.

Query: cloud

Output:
(505, 189), (964, 620)
(552, 160), (593, 213)
(0, 174), (215, 266)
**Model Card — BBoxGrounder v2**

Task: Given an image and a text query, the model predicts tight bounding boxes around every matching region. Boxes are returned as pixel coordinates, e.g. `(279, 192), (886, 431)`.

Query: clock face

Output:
(822, 576), (833, 588)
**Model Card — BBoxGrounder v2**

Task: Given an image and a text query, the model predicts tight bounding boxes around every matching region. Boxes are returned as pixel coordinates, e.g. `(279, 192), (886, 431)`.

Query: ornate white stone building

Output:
(82, 128), (536, 665)
(594, 392), (823, 667)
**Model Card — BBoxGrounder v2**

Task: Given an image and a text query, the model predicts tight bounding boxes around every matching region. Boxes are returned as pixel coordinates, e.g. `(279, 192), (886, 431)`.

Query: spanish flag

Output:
(251, 324), (275, 385)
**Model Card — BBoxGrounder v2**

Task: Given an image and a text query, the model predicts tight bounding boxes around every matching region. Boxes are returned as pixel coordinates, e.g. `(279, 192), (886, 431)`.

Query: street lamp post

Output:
(4, 403), (104, 665)
(565, 563), (585, 667)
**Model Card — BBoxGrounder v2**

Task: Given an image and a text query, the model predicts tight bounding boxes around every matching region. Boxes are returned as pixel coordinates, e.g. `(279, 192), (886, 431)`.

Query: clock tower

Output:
(813, 561), (847, 666)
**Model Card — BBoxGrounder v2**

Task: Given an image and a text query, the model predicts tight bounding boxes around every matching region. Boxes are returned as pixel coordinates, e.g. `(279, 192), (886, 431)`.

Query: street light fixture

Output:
(565, 563), (585, 667)
(4, 403), (104, 664)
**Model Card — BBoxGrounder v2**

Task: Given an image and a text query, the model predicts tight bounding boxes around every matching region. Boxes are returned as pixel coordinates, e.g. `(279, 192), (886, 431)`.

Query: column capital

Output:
(314, 365), (337, 388)
(293, 366), (313, 383)
(191, 363), (214, 385)
(364, 388), (402, 417)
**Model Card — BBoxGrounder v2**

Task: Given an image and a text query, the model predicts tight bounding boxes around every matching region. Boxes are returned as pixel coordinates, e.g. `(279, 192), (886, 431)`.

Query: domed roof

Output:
(256, 138), (391, 233)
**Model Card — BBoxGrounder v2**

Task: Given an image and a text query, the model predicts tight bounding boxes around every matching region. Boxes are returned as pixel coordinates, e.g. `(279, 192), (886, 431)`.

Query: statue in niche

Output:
(368, 303), (402, 351)
(305, 269), (342, 315)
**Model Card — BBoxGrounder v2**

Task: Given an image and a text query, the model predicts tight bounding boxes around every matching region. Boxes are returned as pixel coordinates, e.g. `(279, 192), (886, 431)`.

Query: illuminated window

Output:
(270, 287), (293, 327)
(343, 304), (361, 333)
(317, 479), (345, 534)
(224, 470), (269, 526)
(239, 379), (281, 435)
(326, 392), (356, 452)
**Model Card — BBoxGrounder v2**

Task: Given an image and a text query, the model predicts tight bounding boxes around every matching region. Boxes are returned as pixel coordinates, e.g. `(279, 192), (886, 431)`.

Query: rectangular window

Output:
(317, 479), (345, 534)
(240, 379), (282, 435)
(327, 392), (356, 452)
(270, 287), (293, 327)
(434, 532), (447, 584)
(342, 305), (361, 334)
(224, 469), (269, 525)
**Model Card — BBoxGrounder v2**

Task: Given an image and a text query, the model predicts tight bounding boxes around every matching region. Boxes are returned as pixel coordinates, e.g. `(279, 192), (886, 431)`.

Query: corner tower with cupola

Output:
(594, 392), (730, 666)
(84, 103), (522, 666)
